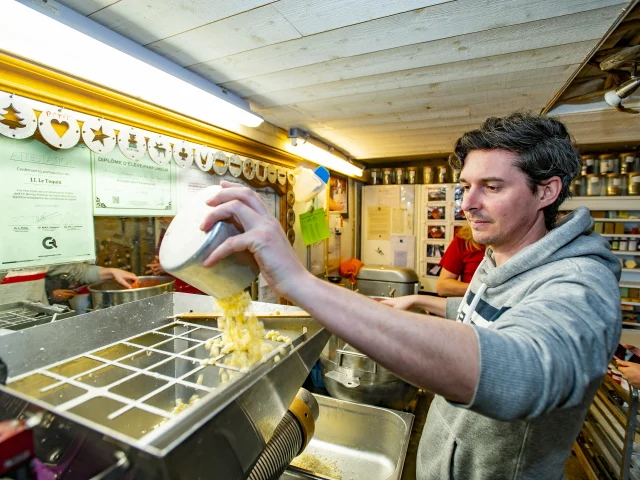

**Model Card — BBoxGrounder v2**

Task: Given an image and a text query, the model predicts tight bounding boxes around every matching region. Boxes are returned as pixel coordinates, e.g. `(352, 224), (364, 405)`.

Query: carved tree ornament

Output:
(0, 94), (37, 139)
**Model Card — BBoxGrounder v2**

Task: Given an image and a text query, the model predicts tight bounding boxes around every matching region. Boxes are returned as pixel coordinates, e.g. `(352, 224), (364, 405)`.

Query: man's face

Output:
(459, 149), (540, 248)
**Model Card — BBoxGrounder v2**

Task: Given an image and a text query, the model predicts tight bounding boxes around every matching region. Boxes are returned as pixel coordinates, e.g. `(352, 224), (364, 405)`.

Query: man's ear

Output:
(538, 176), (562, 209)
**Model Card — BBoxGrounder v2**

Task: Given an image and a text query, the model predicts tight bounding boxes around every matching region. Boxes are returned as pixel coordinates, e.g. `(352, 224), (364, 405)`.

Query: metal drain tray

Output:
(0, 301), (75, 334)
(0, 293), (330, 479)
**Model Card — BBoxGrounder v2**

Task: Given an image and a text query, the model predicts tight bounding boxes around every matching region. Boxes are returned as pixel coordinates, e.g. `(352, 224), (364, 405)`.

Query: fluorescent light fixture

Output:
(287, 128), (363, 177)
(0, 0), (263, 129)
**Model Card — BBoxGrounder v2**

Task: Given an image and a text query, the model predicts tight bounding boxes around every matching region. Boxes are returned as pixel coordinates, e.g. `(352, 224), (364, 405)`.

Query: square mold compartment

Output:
(180, 327), (223, 343)
(117, 351), (170, 370)
(154, 323), (197, 336)
(150, 357), (201, 379)
(77, 365), (135, 388)
(91, 344), (141, 361)
(68, 397), (166, 440)
(144, 383), (206, 413)
(152, 337), (199, 355)
(47, 357), (105, 378)
(109, 374), (168, 400)
(126, 332), (171, 347)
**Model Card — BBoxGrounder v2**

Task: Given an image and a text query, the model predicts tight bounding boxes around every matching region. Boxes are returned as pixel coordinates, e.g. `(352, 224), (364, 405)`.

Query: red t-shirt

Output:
(439, 236), (486, 283)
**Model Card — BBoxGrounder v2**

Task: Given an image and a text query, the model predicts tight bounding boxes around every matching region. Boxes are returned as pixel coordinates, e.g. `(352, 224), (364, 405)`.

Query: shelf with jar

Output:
(368, 164), (456, 186)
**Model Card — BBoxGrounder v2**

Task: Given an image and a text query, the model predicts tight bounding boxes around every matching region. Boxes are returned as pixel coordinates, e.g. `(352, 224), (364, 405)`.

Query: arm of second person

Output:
(436, 267), (469, 297)
(380, 294), (447, 317)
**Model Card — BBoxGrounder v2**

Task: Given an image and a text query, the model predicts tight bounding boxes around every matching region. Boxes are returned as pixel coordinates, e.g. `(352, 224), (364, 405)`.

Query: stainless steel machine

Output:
(0, 301), (75, 336)
(355, 266), (419, 298)
(0, 293), (330, 479)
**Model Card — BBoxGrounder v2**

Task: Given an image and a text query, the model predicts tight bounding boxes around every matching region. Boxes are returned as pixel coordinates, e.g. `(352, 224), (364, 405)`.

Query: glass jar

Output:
(369, 168), (381, 185)
(382, 168), (392, 185)
(629, 172), (640, 195)
(407, 166), (417, 184)
(599, 154), (617, 175)
(393, 167), (405, 185)
(437, 165), (448, 184)
(630, 238), (639, 251)
(606, 173), (623, 196)
(585, 174), (603, 196)
(611, 237), (620, 250)
(620, 238), (629, 251)
(621, 153), (636, 174)
(581, 154), (597, 175)
(570, 176), (585, 196)
(423, 166), (434, 184)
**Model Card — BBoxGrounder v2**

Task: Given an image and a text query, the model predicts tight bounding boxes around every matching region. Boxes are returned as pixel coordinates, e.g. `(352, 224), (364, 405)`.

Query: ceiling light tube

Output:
(287, 128), (363, 177)
(1, 0), (263, 129)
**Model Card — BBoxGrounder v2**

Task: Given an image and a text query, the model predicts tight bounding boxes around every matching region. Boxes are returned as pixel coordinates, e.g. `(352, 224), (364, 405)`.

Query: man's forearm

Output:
(289, 274), (479, 403)
(436, 279), (469, 297)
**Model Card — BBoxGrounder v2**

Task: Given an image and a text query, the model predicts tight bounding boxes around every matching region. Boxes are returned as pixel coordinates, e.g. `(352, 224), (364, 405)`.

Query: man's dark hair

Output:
(449, 111), (581, 230)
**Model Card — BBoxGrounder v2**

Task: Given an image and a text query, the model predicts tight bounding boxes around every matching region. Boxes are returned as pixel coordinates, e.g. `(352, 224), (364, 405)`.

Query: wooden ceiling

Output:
(58, 0), (631, 161)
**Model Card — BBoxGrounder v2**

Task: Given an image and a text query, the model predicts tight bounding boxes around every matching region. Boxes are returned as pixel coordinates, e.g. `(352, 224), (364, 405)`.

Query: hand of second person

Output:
(52, 289), (77, 301)
(200, 181), (310, 299)
(146, 255), (165, 276)
(617, 360), (640, 389)
(102, 268), (138, 289)
(379, 295), (416, 311)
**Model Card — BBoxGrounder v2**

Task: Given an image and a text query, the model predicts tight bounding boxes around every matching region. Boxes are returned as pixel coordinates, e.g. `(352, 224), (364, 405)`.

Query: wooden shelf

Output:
(592, 218), (640, 222)
(620, 281), (640, 288)
(623, 268), (640, 272)
(561, 197), (640, 211)
(622, 301), (640, 307)
(602, 234), (640, 238)
(612, 250), (640, 256)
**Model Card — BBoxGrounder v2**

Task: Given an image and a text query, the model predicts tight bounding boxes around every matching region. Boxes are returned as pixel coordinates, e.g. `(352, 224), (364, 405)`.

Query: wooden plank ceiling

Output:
(58, 0), (630, 162)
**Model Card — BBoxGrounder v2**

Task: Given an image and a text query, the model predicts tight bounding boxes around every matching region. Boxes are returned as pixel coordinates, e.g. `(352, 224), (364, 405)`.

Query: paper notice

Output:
(367, 206), (390, 240)
(377, 186), (400, 208)
(364, 185), (378, 205)
(391, 235), (415, 269)
(300, 208), (331, 246)
(391, 208), (405, 234)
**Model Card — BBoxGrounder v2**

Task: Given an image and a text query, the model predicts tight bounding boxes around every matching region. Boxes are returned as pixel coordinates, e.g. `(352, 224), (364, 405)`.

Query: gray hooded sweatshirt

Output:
(417, 207), (621, 480)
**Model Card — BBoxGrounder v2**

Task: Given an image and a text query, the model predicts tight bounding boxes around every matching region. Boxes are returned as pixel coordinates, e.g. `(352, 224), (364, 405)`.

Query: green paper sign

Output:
(300, 208), (331, 246)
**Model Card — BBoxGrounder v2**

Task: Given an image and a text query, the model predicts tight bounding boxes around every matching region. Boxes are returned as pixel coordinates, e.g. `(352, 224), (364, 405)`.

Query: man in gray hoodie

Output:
(200, 112), (620, 479)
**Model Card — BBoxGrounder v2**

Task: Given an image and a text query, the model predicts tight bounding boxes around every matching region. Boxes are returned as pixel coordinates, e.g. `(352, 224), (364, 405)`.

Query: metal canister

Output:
(369, 168), (381, 185)
(606, 173), (622, 196)
(629, 172), (640, 195)
(382, 168), (393, 185)
(437, 165), (448, 183)
(423, 166), (434, 184)
(394, 167), (405, 185)
(407, 166), (417, 184)
(581, 154), (596, 175)
(585, 174), (603, 196)
(159, 185), (259, 299)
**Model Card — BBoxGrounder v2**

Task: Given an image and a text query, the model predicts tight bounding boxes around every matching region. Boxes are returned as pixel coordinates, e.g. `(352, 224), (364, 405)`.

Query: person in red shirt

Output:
(437, 225), (486, 297)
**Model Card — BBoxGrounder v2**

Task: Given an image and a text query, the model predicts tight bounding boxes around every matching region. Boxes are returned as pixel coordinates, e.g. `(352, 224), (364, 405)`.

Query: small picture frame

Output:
(426, 262), (442, 277)
(427, 205), (446, 220)
(329, 175), (348, 216)
(454, 204), (466, 221)
(454, 185), (464, 202)
(427, 244), (446, 258)
(427, 225), (447, 240)
(427, 187), (447, 202)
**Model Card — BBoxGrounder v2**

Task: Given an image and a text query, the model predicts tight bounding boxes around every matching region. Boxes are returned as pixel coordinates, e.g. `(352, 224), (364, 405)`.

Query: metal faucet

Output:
(388, 287), (396, 298)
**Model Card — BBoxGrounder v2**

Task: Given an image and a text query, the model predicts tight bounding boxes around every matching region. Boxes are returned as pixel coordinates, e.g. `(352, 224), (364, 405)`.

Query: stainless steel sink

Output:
(283, 395), (414, 480)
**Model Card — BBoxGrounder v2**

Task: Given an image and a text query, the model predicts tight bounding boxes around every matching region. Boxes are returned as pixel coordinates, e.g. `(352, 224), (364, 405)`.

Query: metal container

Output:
(0, 294), (330, 480)
(382, 168), (393, 185)
(355, 265), (419, 298)
(599, 153), (618, 175)
(369, 168), (381, 185)
(621, 153), (637, 174)
(437, 165), (448, 183)
(159, 185), (259, 299)
(393, 167), (404, 185)
(570, 176), (585, 197)
(423, 166), (434, 184)
(606, 173), (623, 196)
(629, 173), (640, 196)
(88, 276), (175, 309)
(407, 166), (417, 184)
(586, 174), (603, 196)
(320, 336), (418, 410)
(283, 395), (413, 480)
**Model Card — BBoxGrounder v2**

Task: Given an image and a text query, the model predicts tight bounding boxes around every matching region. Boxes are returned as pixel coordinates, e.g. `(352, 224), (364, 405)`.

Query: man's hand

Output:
(52, 289), (76, 302)
(146, 256), (165, 276)
(617, 360), (640, 389)
(200, 181), (310, 299)
(380, 295), (417, 311)
(100, 267), (138, 289)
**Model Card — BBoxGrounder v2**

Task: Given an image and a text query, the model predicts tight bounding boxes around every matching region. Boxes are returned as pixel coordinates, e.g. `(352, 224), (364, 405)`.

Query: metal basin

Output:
(88, 275), (175, 309)
(320, 335), (418, 410)
(283, 395), (414, 480)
